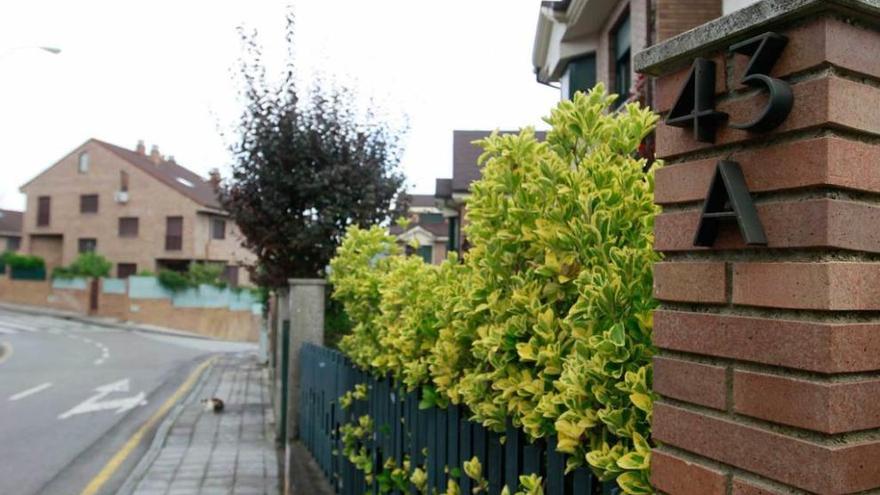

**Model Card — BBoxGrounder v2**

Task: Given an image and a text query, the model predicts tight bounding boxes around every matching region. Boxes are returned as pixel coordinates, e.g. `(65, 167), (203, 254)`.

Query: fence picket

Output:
(299, 343), (610, 495)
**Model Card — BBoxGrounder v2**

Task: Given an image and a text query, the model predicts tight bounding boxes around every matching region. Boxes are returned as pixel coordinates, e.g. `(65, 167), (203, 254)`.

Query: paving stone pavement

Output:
(128, 353), (280, 495)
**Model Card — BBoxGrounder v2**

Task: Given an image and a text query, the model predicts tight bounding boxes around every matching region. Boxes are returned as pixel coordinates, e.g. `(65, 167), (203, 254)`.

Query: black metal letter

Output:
(693, 160), (767, 247)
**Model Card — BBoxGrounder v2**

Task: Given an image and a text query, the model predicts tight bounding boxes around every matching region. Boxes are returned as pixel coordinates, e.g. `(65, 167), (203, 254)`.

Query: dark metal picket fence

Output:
(299, 343), (619, 495)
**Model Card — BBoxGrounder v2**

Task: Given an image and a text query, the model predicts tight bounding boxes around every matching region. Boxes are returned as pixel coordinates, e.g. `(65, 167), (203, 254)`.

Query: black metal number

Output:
(665, 58), (727, 143)
(728, 32), (793, 132)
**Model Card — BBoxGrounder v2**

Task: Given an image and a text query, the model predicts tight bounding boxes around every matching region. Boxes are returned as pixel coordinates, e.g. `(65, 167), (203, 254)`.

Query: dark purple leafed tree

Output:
(220, 12), (407, 289)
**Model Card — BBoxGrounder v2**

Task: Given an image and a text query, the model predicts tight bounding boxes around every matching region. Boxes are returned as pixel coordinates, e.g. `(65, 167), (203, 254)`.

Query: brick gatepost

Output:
(635, 0), (880, 493)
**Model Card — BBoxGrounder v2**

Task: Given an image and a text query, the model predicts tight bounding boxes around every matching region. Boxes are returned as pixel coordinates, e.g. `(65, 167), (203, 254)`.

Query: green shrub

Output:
(188, 262), (225, 287)
(51, 266), (74, 279)
(157, 269), (191, 292)
(328, 84), (660, 494)
(4, 253), (45, 270)
(136, 269), (156, 277)
(64, 252), (112, 278)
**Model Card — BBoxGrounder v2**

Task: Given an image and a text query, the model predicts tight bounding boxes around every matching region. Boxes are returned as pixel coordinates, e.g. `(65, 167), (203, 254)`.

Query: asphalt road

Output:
(0, 309), (256, 495)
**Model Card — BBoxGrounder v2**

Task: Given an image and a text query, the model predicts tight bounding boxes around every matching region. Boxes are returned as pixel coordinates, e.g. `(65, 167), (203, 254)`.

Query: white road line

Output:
(9, 382), (53, 401)
(1, 323), (38, 332)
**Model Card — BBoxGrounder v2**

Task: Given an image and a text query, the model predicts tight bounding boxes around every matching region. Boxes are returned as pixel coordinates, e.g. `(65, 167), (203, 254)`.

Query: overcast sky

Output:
(0, 1), (558, 210)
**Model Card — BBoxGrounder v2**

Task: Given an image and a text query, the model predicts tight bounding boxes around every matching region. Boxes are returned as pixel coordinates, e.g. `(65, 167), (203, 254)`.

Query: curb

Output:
(115, 357), (219, 495)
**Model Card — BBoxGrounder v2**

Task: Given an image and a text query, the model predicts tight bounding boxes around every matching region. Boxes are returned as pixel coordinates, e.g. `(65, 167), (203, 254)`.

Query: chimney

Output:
(167, 155), (176, 164)
(208, 168), (222, 191)
(135, 139), (146, 155)
(149, 144), (161, 165)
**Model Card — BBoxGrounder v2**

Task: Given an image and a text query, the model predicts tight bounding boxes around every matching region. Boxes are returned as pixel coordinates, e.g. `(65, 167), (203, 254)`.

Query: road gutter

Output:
(78, 356), (217, 495)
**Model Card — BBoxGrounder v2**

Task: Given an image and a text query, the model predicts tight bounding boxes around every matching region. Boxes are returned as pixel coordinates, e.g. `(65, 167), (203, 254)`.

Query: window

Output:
(117, 263), (137, 279)
(419, 213), (444, 224)
(561, 54), (597, 100)
(78, 238), (97, 253)
(211, 218), (226, 240)
(6, 237), (20, 252)
(120, 171), (129, 192)
(78, 152), (89, 173)
(613, 13), (632, 106)
(165, 216), (183, 250)
(119, 217), (139, 237)
(416, 245), (433, 264)
(80, 194), (99, 214)
(37, 196), (50, 226)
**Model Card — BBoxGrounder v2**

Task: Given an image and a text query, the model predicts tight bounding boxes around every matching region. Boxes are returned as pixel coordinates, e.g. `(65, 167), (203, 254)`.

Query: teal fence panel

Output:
(298, 343), (618, 495)
(128, 276), (173, 299)
(51, 277), (88, 290)
(11, 267), (46, 280)
(101, 278), (127, 294)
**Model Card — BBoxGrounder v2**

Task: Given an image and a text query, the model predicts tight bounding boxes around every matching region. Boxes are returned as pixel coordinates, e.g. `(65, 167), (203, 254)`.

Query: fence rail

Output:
(299, 343), (619, 495)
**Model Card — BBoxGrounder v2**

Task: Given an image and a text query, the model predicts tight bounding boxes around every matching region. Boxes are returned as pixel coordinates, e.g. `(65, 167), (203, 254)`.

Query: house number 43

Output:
(664, 32), (794, 247)
(666, 32), (793, 142)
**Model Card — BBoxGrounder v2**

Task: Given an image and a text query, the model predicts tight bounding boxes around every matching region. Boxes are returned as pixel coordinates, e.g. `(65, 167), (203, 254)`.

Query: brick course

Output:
(656, 76), (880, 159)
(653, 402), (880, 494)
(653, 310), (880, 374)
(651, 449), (728, 495)
(654, 137), (880, 205)
(733, 370), (880, 434)
(732, 262), (880, 311)
(653, 356), (728, 410)
(653, 261), (727, 303)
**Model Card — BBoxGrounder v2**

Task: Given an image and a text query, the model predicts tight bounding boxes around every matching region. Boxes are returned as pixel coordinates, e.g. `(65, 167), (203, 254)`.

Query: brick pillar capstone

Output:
(636, 1), (880, 494)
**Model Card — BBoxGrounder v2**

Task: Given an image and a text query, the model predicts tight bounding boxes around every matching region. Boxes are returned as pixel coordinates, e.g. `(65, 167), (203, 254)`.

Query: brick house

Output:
(531, 0), (751, 103)
(389, 194), (449, 265)
(19, 139), (255, 285)
(0, 209), (22, 252)
(435, 130), (546, 254)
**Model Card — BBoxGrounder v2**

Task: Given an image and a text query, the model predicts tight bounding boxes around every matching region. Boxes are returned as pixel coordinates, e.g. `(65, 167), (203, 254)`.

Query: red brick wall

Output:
(0, 274), (258, 342)
(656, 0), (722, 42)
(645, 13), (880, 495)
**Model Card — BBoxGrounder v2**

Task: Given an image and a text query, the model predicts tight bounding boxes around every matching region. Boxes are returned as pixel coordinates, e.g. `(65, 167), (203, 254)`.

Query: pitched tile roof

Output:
(93, 139), (222, 209)
(0, 209), (22, 235)
(451, 130), (547, 193)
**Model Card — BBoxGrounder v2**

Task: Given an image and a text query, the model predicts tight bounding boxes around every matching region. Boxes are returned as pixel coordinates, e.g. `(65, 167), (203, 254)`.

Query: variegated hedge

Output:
(330, 84), (661, 494)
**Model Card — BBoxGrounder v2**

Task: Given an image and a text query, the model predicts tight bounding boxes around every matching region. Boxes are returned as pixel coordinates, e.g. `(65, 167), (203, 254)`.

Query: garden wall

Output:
(0, 272), (262, 342)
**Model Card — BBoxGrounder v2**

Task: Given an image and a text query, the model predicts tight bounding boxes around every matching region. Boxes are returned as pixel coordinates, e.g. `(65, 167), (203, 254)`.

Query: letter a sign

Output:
(693, 161), (767, 247)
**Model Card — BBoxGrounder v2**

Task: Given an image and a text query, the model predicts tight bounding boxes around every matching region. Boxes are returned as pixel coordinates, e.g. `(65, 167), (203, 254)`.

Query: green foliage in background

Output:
(156, 263), (228, 292)
(187, 262), (225, 287)
(157, 269), (191, 292)
(2, 252), (45, 271)
(329, 85), (661, 494)
(53, 252), (112, 279)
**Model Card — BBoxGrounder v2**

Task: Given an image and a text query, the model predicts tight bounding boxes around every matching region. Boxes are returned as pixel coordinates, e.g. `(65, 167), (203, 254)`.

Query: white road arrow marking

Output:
(58, 379), (148, 419)
(9, 382), (52, 401)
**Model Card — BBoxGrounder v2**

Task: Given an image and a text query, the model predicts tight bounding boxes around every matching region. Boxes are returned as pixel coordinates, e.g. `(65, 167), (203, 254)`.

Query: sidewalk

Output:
(121, 353), (280, 495)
